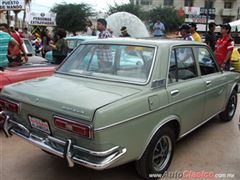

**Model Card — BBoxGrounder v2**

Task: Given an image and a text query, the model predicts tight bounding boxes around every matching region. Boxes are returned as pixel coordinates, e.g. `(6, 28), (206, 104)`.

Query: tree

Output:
(108, 2), (142, 19)
(51, 3), (93, 34)
(149, 6), (185, 32)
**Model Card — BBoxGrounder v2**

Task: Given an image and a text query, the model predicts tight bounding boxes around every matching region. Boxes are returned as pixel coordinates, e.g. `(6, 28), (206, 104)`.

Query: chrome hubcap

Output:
(152, 135), (172, 171)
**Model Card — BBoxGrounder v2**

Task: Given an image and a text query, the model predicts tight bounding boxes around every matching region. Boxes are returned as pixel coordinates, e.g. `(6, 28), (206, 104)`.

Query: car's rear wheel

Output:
(219, 89), (237, 122)
(135, 127), (175, 179)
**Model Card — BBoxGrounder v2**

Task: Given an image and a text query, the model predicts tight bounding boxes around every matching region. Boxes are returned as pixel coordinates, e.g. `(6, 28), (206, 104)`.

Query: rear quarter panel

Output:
(92, 88), (171, 167)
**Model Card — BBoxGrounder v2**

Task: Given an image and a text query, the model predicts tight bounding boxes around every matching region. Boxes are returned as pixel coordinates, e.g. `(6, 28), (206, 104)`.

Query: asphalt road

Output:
(1, 103), (240, 180)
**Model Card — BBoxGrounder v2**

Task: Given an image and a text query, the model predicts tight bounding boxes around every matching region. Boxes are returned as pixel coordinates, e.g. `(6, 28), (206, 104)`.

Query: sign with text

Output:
(0, 0), (25, 10)
(184, 6), (215, 26)
(200, 8), (216, 15)
(29, 12), (56, 26)
(184, 7), (200, 15)
(185, 15), (207, 23)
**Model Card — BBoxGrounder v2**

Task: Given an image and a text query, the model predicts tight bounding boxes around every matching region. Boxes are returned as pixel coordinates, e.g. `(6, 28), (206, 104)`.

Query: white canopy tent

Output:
(229, 20), (240, 32)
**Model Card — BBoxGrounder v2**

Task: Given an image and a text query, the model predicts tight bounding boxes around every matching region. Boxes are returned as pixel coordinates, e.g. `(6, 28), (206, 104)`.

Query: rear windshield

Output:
(23, 39), (35, 54)
(57, 44), (155, 84)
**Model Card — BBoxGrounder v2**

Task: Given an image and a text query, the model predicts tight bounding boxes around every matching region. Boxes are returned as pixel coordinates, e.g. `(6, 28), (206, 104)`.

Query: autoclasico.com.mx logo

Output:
(149, 170), (236, 179)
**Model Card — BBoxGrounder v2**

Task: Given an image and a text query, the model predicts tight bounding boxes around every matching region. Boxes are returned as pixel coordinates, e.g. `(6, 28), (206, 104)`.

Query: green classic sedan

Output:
(1, 39), (240, 179)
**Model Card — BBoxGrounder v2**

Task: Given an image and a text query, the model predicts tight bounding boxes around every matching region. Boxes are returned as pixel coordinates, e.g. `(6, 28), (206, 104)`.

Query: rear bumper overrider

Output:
(0, 111), (5, 128)
(3, 114), (127, 170)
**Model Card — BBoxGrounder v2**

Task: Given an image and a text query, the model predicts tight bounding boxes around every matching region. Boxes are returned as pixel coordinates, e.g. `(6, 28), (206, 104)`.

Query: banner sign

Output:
(186, 15), (207, 23)
(29, 12), (56, 26)
(0, 0), (25, 10)
(184, 7), (200, 15)
(200, 8), (215, 15)
(184, 6), (215, 26)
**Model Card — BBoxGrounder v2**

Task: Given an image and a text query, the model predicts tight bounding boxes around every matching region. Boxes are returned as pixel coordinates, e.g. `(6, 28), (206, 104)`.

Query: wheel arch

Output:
(226, 82), (239, 106)
(137, 115), (181, 160)
(233, 83), (239, 93)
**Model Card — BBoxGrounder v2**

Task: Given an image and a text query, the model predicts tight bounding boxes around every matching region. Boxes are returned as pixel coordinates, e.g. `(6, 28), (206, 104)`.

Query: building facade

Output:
(130, 0), (240, 31)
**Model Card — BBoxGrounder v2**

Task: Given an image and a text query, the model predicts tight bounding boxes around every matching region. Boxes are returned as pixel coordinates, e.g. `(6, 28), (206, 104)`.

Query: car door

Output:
(167, 47), (205, 134)
(195, 46), (228, 120)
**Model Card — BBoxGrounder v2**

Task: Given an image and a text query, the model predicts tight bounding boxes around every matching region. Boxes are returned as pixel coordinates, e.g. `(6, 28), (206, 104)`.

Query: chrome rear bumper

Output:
(0, 111), (5, 128)
(3, 115), (127, 170)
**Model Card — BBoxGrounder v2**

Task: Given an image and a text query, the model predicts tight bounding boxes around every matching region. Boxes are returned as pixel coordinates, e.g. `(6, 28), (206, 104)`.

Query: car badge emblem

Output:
(62, 106), (86, 115)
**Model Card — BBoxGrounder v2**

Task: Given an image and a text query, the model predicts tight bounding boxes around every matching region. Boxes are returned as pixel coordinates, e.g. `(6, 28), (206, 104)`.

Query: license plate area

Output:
(29, 116), (51, 134)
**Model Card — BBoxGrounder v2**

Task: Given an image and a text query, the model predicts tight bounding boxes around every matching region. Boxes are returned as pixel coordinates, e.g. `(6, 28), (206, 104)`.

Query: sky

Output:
(30, 0), (130, 13)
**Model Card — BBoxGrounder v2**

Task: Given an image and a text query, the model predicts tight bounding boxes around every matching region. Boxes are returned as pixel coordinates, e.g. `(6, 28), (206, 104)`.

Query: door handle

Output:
(170, 90), (179, 96)
(206, 80), (212, 86)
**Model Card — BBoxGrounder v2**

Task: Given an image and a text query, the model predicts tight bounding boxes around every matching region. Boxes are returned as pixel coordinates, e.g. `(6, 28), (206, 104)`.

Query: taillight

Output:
(0, 99), (6, 108)
(54, 116), (92, 138)
(0, 98), (19, 114)
(6, 102), (19, 114)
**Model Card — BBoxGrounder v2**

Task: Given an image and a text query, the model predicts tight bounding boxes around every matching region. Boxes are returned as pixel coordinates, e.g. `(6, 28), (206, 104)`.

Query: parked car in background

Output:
(0, 64), (56, 128)
(22, 38), (47, 64)
(0, 64), (56, 91)
(45, 35), (97, 63)
(2, 39), (240, 179)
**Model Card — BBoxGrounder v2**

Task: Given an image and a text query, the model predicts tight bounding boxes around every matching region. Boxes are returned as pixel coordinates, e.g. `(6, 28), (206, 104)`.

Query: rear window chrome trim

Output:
(56, 44), (158, 86)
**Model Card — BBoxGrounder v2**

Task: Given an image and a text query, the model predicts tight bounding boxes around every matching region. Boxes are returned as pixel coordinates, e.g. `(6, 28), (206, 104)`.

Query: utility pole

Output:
(205, 0), (210, 34)
(237, 6), (240, 20)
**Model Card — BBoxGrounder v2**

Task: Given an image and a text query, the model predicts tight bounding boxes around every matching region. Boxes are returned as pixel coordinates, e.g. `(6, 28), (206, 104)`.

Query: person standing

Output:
(49, 28), (68, 64)
(214, 23), (234, 70)
(0, 23), (19, 67)
(14, 27), (24, 38)
(33, 33), (41, 54)
(41, 29), (51, 58)
(86, 20), (93, 36)
(205, 22), (217, 52)
(22, 27), (32, 39)
(189, 23), (202, 42)
(91, 27), (97, 36)
(1, 23), (27, 64)
(179, 24), (194, 41)
(153, 20), (165, 37)
(97, 18), (112, 39)
(8, 25), (28, 64)
(96, 19), (113, 69)
(119, 26), (131, 37)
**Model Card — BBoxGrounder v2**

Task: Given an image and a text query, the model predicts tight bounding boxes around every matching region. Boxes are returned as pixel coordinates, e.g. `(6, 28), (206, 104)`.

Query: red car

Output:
(0, 64), (56, 127)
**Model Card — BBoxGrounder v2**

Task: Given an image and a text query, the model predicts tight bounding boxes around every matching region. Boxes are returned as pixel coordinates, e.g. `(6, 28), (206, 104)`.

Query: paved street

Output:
(1, 102), (240, 180)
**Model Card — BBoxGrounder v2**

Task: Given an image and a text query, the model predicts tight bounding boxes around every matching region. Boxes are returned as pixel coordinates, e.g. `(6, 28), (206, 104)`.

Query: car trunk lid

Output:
(1, 75), (141, 121)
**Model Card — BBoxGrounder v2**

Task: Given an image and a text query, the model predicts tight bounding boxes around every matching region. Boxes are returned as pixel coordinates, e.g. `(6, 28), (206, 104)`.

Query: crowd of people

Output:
(0, 18), (238, 70)
(177, 21), (235, 71)
(0, 24), (28, 67)
(0, 23), (70, 66)
(0, 18), (134, 67)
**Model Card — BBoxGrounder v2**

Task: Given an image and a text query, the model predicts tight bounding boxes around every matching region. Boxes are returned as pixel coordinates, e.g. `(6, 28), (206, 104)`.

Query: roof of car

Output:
(65, 35), (98, 40)
(82, 38), (206, 47)
(4, 63), (56, 70)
